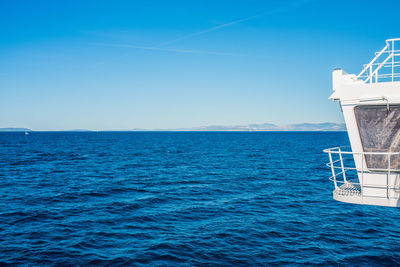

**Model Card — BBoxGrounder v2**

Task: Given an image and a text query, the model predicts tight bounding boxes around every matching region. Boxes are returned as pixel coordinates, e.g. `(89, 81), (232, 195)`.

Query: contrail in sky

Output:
(100, 0), (315, 56)
(155, 14), (262, 47)
(100, 43), (240, 56)
(156, 0), (315, 47)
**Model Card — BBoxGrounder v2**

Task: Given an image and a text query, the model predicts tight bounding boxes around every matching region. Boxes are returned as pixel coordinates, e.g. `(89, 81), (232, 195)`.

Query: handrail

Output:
(364, 53), (393, 83)
(326, 162), (400, 173)
(324, 146), (400, 200)
(323, 147), (400, 155)
(328, 176), (400, 190)
(355, 38), (400, 84)
(356, 42), (390, 80)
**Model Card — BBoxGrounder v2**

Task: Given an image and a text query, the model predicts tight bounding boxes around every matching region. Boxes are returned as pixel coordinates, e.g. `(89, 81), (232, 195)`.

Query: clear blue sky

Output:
(1, 0), (399, 130)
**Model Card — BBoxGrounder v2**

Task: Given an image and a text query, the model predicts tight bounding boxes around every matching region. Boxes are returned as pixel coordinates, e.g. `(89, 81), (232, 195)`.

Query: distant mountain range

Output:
(0, 123), (346, 132)
(133, 122), (346, 131)
(0, 128), (32, 132)
(0, 128), (93, 132)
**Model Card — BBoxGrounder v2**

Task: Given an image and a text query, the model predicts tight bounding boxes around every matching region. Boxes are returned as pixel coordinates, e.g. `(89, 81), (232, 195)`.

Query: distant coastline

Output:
(0, 123), (346, 132)
(150, 122), (346, 132)
(0, 128), (32, 132)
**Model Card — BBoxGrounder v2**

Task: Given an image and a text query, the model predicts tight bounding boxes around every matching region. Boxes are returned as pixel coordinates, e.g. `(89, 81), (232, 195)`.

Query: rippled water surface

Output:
(1, 132), (400, 266)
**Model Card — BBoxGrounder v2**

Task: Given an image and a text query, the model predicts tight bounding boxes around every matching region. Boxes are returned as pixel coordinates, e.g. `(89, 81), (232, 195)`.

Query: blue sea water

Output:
(1, 131), (400, 266)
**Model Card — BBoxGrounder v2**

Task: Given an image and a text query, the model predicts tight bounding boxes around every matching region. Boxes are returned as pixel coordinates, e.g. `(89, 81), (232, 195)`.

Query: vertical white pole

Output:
(369, 65), (373, 84)
(392, 40), (395, 82)
(387, 154), (391, 199)
(361, 154), (364, 197)
(339, 147), (347, 183)
(329, 152), (337, 189)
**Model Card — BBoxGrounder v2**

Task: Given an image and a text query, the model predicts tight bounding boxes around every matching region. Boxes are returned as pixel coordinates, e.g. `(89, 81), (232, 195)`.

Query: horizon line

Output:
(0, 122), (346, 132)
(0, 130), (347, 132)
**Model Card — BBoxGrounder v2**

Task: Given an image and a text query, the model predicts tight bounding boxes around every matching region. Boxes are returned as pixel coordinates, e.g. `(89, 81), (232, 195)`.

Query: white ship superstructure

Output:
(324, 38), (400, 207)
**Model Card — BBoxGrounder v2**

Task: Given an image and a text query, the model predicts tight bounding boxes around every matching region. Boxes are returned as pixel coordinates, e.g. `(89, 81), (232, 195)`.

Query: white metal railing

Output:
(323, 146), (400, 199)
(356, 38), (400, 84)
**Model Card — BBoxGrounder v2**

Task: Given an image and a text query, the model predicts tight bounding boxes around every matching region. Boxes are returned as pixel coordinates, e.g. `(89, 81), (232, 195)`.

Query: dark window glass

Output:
(354, 105), (400, 170)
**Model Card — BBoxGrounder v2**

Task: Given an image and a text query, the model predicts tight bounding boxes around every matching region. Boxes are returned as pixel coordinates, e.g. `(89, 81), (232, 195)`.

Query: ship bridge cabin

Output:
(324, 38), (400, 207)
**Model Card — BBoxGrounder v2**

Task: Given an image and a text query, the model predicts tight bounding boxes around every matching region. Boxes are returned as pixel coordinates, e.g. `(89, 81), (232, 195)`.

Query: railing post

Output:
(361, 154), (364, 197)
(369, 65), (373, 84)
(392, 40), (395, 82)
(387, 154), (391, 199)
(338, 147), (347, 183)
(328, 151), (337, 189)
(356, 42), (390, 81)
